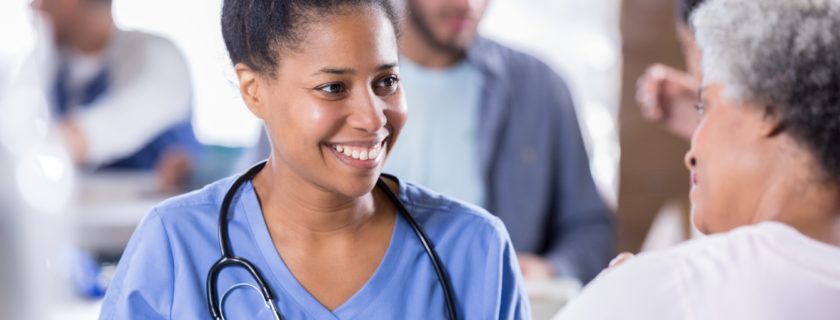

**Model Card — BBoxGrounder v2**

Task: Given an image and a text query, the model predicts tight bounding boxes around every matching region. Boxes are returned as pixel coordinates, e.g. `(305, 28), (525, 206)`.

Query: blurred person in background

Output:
(557, 0), (840, 318)
(241, 0), (614, 284)
(635, 0), (705, 140)
(31, 0), (199, 191)
(386, 0), (613, 283)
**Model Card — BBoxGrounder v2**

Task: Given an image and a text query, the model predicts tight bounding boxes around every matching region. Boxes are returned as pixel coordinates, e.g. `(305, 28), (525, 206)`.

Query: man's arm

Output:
(545, 76), (615, 283)
(70, 34), (192, 166)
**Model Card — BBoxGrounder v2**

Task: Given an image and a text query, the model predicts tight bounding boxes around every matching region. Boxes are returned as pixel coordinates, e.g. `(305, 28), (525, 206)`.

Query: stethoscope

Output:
(206, 161), (458, 320)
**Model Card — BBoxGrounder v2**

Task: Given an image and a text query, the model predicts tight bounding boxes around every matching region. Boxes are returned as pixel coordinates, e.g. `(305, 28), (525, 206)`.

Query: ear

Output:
(235, 63), (265, 119)
(760, 105), (786, 138)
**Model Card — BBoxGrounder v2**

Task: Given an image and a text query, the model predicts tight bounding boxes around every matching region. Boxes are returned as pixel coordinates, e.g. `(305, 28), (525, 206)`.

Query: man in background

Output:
(392, 0), (615, 283)
(31, 0), (198, 190)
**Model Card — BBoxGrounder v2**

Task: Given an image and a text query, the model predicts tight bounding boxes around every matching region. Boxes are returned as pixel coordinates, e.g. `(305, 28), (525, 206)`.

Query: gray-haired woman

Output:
(556, 0), (840, 319)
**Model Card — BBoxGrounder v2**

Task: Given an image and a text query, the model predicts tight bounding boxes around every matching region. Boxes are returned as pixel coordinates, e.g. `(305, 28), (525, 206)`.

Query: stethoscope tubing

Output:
(206, 161), (457, 320)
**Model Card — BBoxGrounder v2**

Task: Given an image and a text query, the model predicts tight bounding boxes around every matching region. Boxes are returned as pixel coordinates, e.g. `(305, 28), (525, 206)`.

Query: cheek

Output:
(691, 128), (763, 233)
(689, 119), (732, 233)
(266, 99), (338, 153)
(388, 97), (408, 128)
(384, 97), (408, 143)
(293, 102), (344, 145)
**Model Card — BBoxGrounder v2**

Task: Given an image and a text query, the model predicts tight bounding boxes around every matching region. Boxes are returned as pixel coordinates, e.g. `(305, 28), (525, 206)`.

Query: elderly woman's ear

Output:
(757, 104), (788, 137)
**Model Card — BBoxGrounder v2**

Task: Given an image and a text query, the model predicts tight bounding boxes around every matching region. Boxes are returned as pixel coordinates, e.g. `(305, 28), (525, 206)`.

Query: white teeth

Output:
(333, 141), (384, 161)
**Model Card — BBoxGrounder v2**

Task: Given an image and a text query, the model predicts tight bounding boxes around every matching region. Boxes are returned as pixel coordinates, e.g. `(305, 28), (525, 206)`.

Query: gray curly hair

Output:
(693, 0), (840, 184)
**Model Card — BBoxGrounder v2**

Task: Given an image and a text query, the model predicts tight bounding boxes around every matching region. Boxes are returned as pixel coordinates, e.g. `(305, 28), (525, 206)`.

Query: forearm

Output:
(545, 213), (615, 283)
(58, 121), (89, 164)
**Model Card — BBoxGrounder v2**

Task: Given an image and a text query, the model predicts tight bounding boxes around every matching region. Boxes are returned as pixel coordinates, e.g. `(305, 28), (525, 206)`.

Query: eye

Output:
(374, 75), (400, 95)
(316, 83), (346, 95)
(694, 101), (706, 115)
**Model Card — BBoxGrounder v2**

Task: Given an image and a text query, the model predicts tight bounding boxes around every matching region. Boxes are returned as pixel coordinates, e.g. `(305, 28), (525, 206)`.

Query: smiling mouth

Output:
(329, 139), (386, 160)
(325, 138), (388, 169)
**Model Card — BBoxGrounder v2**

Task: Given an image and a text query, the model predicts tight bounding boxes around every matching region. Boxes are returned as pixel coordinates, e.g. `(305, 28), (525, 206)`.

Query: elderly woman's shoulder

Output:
(610, 222), (799, 284)
(639, 223), (779, 259)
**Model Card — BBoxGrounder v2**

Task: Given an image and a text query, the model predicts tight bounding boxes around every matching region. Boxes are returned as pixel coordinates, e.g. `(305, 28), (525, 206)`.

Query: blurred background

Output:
(0, 0), (694, 318)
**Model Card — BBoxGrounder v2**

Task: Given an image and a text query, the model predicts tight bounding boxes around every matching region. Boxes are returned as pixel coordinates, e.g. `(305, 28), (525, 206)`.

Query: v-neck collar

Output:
(240, 181), (409, 319)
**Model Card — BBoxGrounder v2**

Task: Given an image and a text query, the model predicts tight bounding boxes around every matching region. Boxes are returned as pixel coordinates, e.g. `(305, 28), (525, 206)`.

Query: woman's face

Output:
(685, 83), (776, 233)
(243, 7), (406, 198)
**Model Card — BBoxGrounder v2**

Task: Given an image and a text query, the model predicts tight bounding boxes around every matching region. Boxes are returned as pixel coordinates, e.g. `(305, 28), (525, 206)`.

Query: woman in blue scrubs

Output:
(99, 0), (530, 319)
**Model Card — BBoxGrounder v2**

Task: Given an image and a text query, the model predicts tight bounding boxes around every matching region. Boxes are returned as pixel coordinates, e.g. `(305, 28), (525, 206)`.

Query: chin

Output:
(332, 174), (380, 199)
(690, 205), (712, 235)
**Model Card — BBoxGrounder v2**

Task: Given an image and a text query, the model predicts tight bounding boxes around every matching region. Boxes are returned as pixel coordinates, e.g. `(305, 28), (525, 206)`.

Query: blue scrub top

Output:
(100, 175), (531, 319)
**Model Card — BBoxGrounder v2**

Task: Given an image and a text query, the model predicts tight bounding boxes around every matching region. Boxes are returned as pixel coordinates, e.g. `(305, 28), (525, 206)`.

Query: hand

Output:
(156, 149), (192, 193)
(58, 121), (89, 164)
(608, 252), (635, 269)
(518, 253), (554, 280)
(635, 64), (702, 140)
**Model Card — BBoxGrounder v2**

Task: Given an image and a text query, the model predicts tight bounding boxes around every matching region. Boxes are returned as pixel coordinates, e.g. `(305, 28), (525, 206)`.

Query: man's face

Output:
(31, 0), (84, 42)
(407, 0), (490, 52)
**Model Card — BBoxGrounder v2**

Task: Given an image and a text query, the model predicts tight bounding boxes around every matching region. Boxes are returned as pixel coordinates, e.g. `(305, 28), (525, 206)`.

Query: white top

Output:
(555, 221), (840, 320)
(383, 57), (486, 206)
(54, 29), (193, 166)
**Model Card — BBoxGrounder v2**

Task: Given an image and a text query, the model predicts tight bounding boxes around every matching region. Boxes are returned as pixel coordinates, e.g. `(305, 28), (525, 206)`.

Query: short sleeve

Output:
(553, 252), (689, 320)
(481, 216), (532, 320)
(99, 209), (175, 319)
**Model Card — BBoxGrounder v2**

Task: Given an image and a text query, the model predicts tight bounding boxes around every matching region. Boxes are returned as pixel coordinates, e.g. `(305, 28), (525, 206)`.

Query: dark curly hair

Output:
(221, 0), (400, 75)
(694, 0), (840, 185)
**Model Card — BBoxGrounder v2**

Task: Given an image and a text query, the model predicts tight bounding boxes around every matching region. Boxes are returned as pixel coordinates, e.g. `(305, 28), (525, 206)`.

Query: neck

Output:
(399, 23), (465, 69)
(252, 158), (381, 238)
(753, 161), (840, 247)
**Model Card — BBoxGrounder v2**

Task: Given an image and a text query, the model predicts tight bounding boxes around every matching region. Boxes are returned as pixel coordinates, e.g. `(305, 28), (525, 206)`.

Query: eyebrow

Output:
(311, 62), (398, 76)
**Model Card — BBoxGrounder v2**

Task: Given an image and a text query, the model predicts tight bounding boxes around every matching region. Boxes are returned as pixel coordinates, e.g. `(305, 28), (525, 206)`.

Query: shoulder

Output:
(469, 37), (566, 86)
(149, 175), (240, 226)
(468, 37), (573, 119)
(113, 30), (182, 56)
(641, 223), (779, 269)
(108, 29), (188, 72)
(558, 225), (774, 319)
(470, 37), (551, 71)
(602, 224), (773, 286)
(398, 180), (509, 242)
(99, 176), (243, 319)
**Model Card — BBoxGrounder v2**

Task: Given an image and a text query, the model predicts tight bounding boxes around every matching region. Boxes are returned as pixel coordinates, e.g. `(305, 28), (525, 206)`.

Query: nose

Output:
(347, 90), (386, 133)
(684, 149), (696, 171)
